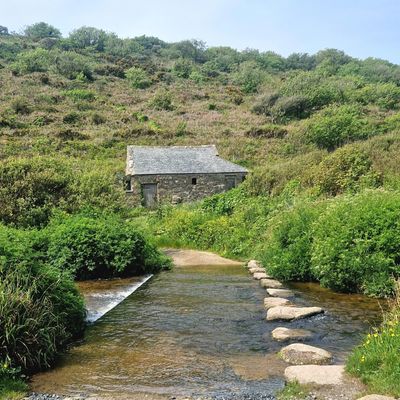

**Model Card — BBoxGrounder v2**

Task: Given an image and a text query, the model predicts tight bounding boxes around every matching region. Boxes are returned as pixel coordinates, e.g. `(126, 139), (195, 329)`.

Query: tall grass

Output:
(347, 284), (400, 397)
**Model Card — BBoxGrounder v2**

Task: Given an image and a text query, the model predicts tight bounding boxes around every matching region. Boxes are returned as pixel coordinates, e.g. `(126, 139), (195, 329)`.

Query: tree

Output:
(0, 25), (9, 36)
(24, 22), (61, 40)
(286, 53), (316, 71)
(68, 26), (108, 51)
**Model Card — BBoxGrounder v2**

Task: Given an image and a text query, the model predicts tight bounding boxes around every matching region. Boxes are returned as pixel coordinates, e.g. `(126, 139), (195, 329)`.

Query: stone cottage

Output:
(125, 145), (248, 207)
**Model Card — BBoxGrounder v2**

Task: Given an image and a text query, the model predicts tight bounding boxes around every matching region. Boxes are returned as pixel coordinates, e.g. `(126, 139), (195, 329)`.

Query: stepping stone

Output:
(267, 288), (294, 298)
(253, 272), (269, 280)
(267, 306), (323, 321)
(249, 266), (266, 274)
(285, 365), (345, 385)
(272, 327), (313, 342)
(280, 343), (332, 365)
(260, 278), (282, 288)
(357, 396), (397, 400)
(264, 297), (291, 310)
(247, 260), (261, 269)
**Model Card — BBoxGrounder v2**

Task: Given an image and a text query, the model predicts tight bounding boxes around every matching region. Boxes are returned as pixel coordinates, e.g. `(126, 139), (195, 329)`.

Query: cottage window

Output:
(192, 177), (197, 185)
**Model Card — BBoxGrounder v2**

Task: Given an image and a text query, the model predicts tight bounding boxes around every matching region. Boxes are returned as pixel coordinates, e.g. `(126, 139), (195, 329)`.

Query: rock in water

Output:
(271, 327), (313, 342)
(266, 288), (294, 297)
(264, 297), (291, 310)
(267, 306), (323, 321)
(249, 266), (266, 274)
(260, 278), (283, 288)
(284, 365), (345, 385)
(280, 343), (333, 365)
(253, 272), (269, 280)
(247, 260), (261, 269)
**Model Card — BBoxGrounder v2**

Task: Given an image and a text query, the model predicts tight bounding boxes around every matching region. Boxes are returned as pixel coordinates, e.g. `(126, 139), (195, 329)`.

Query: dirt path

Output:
(163, 248), (243, 267)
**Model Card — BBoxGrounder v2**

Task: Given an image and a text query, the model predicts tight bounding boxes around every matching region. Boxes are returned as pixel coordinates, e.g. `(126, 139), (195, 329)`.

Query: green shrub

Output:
(63, 111), (81, 124)
(0, 225), (85, 373)
(347, 289), (400, 397)
(245, 123), (287, 138)
(125, 66), (152, 89)
(311, 190), (400, 296)
(313, 146), (381, 195)
(10, 98), (31, 115)
(233, 61), (265, 93)
(172, 58), (193, 78)
(64, 89), (95, 102)
(0, 157), (73, 227)
(149, 89), (175, 111)
(10, 48), (52, 74)
(45, 212), (171, 280)
(305, 104), (374, 150)
(258, 201), (325, 282)
(51, 51), (93, 80)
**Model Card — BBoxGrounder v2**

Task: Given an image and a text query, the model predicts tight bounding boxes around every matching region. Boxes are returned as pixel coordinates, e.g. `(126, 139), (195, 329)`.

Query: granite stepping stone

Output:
(267, 306), (323, 321)
(271, 327), (313, 342)
(264, 297), (291, 310)
(253, 272), (269, 280)
(260, 278), (283, 288)
(280, 343), (332, 365)
(284, 365), (345, 385)
(266, 288), (294, 298)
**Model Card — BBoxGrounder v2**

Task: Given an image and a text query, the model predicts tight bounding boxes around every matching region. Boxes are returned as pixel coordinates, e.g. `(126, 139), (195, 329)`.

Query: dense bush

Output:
(311, 190), (400, 296)
(305, 104), (375, 150)
(11, 48), (52, 74)
(125, 66), (152, 89)
(0, 157), (73, 227)
(313, 146), (381, 195)
(0, 225), (85, 373)
(233, 61), (265, 93)
(149, 89), (175, 110)
(258, 201), (325, 282)
(51, 50), (93, 80)
(45, 212), (171, 280)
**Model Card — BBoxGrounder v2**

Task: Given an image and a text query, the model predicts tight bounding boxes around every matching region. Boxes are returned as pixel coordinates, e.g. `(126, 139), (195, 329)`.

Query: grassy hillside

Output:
(1, 22), (400, 397)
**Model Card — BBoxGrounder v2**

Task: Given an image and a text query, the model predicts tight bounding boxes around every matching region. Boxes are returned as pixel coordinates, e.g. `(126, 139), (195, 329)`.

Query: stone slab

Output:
(285, 365), (345, 385)
(267, 306), (323, 321)
(272, 327), (313, 342)
(260, 278), (283, 288)
(280, 343), (332, 365)
(264, 297), (291, 310)
(266, 288), (294, 298)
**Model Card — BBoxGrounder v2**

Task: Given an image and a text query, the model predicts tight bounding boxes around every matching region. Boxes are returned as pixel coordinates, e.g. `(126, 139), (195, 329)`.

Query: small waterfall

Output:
(81, 275), (153, 322)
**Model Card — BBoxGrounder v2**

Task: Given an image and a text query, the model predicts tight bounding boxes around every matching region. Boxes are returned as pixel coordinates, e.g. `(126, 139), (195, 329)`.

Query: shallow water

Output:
(31, 265), (385, 399)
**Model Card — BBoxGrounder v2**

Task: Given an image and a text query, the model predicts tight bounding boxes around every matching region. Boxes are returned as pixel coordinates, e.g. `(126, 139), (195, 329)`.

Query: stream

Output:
(31, 263), (384, 399)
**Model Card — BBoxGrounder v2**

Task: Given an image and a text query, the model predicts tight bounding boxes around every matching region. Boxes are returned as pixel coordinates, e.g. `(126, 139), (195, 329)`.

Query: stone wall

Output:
(126, 172), (247, 206)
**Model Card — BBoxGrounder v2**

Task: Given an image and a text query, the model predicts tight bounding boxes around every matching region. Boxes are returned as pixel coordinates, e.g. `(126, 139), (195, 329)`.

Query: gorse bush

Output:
(305, 104), (375, 150)
(313, 146), (381, 195)
(45, 212), (171, 280)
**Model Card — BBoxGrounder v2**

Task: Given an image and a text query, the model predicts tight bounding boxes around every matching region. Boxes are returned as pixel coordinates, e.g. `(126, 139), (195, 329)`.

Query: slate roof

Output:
(126, 145), (248, 176)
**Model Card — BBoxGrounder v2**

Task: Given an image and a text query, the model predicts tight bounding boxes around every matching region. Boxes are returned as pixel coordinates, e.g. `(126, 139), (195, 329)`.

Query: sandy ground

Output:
(163, 248), (243, 267)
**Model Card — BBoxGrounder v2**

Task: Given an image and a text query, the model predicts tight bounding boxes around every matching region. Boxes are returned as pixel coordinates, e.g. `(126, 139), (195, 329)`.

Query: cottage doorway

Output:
(142, 183), (158, 207)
